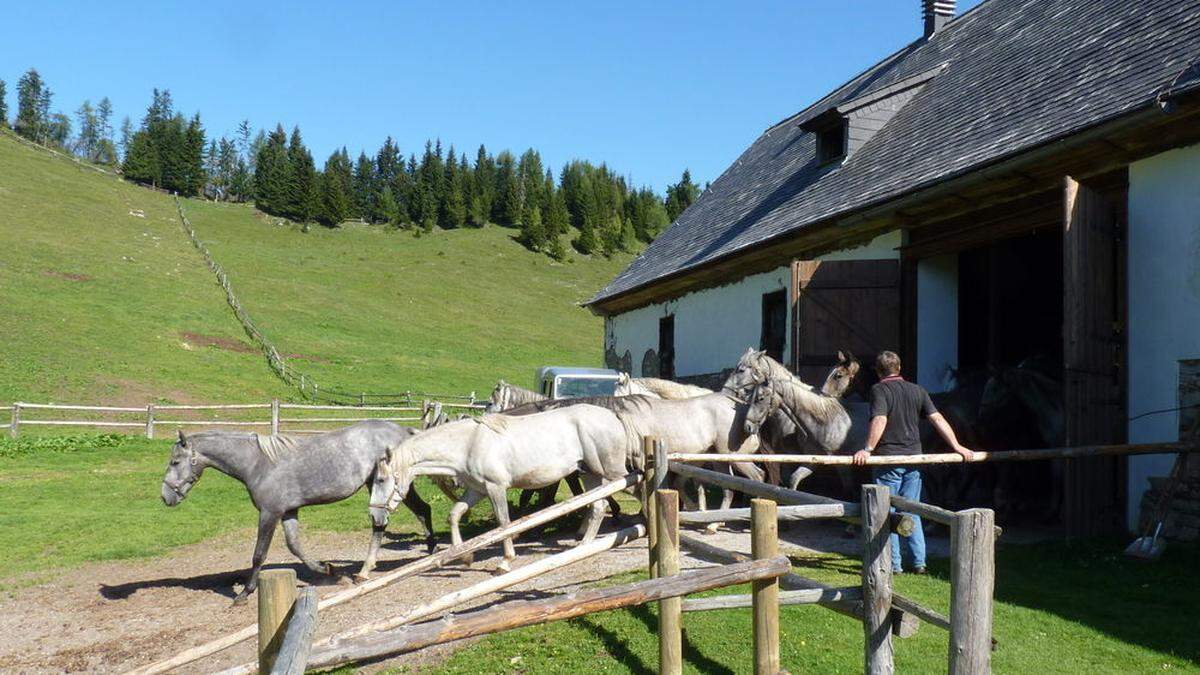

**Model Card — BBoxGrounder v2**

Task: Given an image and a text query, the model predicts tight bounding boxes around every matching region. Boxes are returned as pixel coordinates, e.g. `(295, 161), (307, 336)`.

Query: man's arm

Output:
(852, 415), (888, 466)
(928, 412), (975, 461)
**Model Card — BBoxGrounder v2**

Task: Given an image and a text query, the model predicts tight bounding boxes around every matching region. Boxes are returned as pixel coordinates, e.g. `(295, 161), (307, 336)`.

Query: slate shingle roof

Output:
(591, 0), (1200, 307)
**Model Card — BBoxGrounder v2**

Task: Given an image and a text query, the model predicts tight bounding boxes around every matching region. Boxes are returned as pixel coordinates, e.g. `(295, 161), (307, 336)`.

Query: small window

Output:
(760, 290), (787, 363)
(659, 315), (676, 380)
(817, 123), (847, 164)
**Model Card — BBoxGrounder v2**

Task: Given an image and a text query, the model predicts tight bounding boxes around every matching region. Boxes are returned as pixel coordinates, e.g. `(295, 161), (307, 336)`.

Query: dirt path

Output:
(0, 520), (949, 674)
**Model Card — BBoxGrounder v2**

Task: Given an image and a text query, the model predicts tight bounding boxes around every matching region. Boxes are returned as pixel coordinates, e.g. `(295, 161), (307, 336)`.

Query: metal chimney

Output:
(924, 0), (956, 37)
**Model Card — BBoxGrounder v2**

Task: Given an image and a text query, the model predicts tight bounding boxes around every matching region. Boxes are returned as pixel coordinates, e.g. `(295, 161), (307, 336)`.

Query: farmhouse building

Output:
(589, 0), (1200, 534)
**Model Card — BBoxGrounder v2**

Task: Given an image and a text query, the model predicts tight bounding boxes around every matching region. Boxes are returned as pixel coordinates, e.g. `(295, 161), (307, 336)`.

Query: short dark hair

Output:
(875, 351), (901, 376)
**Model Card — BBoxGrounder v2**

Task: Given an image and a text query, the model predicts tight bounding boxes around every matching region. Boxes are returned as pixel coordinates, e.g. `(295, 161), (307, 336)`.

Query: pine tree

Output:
(352, 152), (376, 221)
(665, 169), (701, 221)
(181, 114), (206, 197)
(74, 100), (99, 160)
(286, 126), (319, 221)
(470, 145), (494, 226)
(319, 148), (353, 226)
(494, 151), (520, 226)
(254, 124), (291, 215)
(15, 69), (46, 141)
(119, 116), (133, 160)
(0, 80), (8, 128)
(377, 185), (402, 227)
(442, 149), (467, 227)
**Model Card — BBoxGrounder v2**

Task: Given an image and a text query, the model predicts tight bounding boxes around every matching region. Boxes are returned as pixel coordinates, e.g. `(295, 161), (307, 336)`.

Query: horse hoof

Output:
(231, 595), (249, 607)
(352, 573), (370, 584)
(459, 554), (474, 566)
(492, 561), (512, 576)
(703, 524), (721, 535)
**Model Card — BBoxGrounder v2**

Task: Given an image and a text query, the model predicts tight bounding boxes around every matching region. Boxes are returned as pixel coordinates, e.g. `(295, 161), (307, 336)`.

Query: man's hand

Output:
(852, 449), (871, 466)
(953, 445), (976, 462)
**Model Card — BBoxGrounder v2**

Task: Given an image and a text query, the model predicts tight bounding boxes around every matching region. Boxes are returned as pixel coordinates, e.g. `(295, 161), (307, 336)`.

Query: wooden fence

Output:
(3, 398), (485, 439)
(130, 434), (1012, 675)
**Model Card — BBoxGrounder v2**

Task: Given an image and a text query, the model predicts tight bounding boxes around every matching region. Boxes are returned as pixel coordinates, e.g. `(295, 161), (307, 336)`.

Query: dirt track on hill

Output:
(0, 519), (944, 673)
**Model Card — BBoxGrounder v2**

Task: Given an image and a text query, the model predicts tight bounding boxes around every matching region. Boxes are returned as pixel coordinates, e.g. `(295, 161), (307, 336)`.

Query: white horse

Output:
(485, 379), (547, 413)
(368, 405), (639, 573)
(614, 373), (713, 399)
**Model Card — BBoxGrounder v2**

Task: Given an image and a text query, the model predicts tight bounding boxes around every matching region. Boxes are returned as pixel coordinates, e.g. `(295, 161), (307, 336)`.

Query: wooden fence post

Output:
(258, 568), (297, 673)
(271, 587), (319, 675)
(271, 399), (280, 435)
(652, 438), (669, 492)
(645, 437), (658, 579)
(949, 508), (995, 675)
(10, 403), (20, 439)
(360, 392), (366, 406)
(656, 489), (681, 675)
(752, 498), (780, 675)
(862, 484), (894, 675)
(145, 405), (155, 439)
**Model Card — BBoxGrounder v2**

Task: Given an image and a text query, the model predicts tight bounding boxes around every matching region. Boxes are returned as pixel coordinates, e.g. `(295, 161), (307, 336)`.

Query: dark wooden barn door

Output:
(1062, 173), (1127, 536)
(789, 259), (901, 389)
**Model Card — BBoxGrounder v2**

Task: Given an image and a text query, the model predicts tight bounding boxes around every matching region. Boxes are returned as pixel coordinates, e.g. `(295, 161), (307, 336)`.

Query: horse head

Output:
(485, 379), (509, 413)
(613, 372), (633, 396)
(161, 430), (205, 506)
(368, 445), (412, 528)
(723, 347), (769, 396)
(743, 381), (780, 436)
(821, 350), (860, 398)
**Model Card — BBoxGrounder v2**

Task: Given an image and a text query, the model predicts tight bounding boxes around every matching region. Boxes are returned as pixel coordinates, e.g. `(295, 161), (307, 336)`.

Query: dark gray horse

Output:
(160, 421), (436, 603)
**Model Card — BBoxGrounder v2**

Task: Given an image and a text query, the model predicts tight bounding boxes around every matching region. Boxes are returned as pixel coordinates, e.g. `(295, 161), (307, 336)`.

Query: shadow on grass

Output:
(575, 600), (736, 674)
(985, 538), (1200, 664)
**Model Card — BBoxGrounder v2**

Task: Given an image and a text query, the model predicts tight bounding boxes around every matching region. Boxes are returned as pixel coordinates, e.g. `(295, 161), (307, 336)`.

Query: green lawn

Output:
(0, 129), (633, 406)
(429, 541), (1200, 675)
(181, 198), (631, 397)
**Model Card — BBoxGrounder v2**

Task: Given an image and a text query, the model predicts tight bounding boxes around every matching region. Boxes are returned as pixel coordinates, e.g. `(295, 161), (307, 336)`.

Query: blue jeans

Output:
(873, 466), (925, 572)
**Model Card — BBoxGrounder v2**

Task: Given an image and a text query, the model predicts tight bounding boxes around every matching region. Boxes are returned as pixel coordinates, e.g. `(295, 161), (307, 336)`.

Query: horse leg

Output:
(733, 461), (765, 483)
(704, 467), (738, 535)
(280, 509), (334, 577)
(357, 522), (387, 581)
(485, 483), (516, 574)
(450, 488), (484, 566)
(401, 486), (437, 554)
(432, 476), (460, 502)
(577, 474), (607, 544)
(233, 511), (279, 605)
(788, 467), (814, 490)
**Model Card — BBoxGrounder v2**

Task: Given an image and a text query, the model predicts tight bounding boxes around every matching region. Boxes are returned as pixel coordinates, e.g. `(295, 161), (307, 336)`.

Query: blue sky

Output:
(1, 1), (983, 192)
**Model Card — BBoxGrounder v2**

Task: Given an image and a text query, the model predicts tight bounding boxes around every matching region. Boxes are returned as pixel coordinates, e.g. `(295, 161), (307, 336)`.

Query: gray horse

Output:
(160, 421), (436, 603)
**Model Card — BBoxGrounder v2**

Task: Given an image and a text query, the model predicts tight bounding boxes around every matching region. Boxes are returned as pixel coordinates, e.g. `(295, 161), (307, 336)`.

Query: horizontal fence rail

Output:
(667, 441), (1195, 465)
(7, 397), (485, 439)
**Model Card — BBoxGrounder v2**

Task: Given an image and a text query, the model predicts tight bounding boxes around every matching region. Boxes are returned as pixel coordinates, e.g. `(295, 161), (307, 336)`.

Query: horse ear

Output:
(177, 429), (187, 446)
(837, 350), (846, 363)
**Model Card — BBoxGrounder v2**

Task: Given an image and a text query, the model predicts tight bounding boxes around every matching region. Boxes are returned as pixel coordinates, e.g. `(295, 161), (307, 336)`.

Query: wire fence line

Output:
(172, 196), (477, 405)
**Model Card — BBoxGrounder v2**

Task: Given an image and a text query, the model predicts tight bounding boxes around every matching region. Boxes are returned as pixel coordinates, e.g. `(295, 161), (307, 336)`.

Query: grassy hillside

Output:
(181, 200), (631, 396)
(0, 131), (287, 404)
(0, 130), (632, 404)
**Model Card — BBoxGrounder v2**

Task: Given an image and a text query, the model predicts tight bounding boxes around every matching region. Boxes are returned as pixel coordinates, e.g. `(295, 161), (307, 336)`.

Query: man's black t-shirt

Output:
(869, 376), (938, 456)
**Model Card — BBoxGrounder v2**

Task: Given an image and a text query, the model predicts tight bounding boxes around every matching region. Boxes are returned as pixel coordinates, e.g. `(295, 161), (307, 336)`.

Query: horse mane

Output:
(754, 354), (850, 450)
(474, 413), (511, 434)
(632, 377), (712, 399)
(255, 433), (307, 464)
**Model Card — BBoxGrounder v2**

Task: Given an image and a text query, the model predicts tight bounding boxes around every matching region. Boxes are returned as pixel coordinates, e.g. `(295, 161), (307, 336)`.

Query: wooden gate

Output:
(1062, 173), (1128, 536)
(789, 259), (901, 389)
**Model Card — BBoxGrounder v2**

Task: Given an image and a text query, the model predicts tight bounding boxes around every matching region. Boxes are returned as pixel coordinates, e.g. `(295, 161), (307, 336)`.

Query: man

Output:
(852, 351), (974, 574)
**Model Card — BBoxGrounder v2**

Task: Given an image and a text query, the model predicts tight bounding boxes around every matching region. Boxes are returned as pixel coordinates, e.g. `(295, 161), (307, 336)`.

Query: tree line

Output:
(2, 67), (701, 258)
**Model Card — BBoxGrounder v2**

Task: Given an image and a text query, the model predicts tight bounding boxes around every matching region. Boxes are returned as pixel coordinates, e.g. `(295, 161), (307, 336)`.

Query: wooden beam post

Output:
(645, 437), (659, 579)
(657, 489), (681, 675)
(11, 403), (20, 438)
(145, 404), (155, 439)
(270, 587), (319, 675)
(949, 508), (995, 675)
(270, 399), (280, 435)
(258, 569), (297, 673)
(752, 499), (781, 675)
(862, 484), (894, 675)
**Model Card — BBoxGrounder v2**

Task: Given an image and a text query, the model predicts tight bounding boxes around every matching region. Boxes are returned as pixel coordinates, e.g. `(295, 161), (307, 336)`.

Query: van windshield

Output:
(555, 377), (617, 399)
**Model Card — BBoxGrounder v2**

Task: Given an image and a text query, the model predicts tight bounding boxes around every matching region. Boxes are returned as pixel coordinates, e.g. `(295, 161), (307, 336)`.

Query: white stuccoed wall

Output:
(916, 254), (959, 393)
(1126, 142), (1200, 529)
(605, 231), (901, 378)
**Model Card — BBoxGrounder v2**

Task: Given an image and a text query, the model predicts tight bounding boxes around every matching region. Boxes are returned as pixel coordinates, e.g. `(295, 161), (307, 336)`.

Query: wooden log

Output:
(646, 438), (659, 580)
(676, 534), (921, 638)
(752, 499), (780, 675)
(14, 402), (146, 412)
(275, 404), (421, 411)
(328, 524), (646, 642)
(657, 490), (682, 675)
(892, 594), (950, 632)
(682, 586), (862, 612)
(302, 555), (793, 671)
(268, 587), (318, 675)
(21, 420), (146, 427)
(257, 569), (296, 673)
(667, 441), (1194, 465)
(862, 484), (894, 675)
(154, 403), (272, 410)
(949, 508), (995, 675)
(653, 439), (669, 491)
(679, 502), (858, 524)
(127, 473), (641, 675)
(889, 495), (1001, 540)
(145, 405), (155, 439)
(270, 399), (280, 435)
